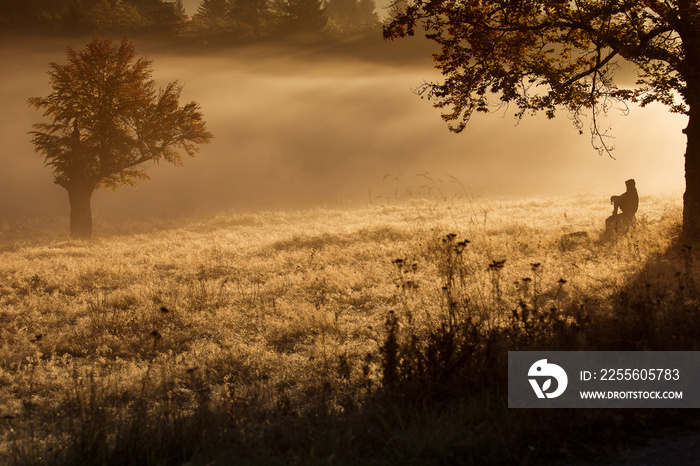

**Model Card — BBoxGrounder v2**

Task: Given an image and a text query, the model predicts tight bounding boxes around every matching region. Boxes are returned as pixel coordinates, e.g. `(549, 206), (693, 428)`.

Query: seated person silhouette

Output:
(605, 179), (638, 235)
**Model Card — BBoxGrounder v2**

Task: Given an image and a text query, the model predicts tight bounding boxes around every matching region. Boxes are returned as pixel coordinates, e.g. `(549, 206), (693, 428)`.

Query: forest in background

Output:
(0, 0), (382, 43)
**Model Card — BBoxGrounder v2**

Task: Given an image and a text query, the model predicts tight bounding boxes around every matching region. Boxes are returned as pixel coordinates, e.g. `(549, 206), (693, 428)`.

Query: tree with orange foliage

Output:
(385, 1), (700, 239)
(29, 36), (213, 238)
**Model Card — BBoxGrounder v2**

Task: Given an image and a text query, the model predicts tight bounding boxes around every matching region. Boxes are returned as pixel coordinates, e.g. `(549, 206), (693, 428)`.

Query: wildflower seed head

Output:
(489, 259), (506, 271)
(454, 240), (470, 254)
(402, 280), (419, 290)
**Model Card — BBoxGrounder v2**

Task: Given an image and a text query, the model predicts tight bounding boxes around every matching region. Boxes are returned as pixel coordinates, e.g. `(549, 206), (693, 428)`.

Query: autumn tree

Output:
(28, 36), (213, 239)
(385, 1), (700, 239)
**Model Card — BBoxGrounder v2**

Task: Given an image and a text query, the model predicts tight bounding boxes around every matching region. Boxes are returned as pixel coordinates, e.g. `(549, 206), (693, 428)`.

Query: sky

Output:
(0, 34), (687, 220)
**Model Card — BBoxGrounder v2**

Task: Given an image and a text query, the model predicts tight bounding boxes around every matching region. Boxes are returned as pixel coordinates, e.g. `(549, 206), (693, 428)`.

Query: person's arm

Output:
(611, 195), (620, 214)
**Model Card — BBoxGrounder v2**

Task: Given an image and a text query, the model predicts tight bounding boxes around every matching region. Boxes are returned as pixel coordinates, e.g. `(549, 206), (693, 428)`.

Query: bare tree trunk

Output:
(680, 19), (700, 242)
(683, 104), (700, 241)
(67, 184), (94, 239)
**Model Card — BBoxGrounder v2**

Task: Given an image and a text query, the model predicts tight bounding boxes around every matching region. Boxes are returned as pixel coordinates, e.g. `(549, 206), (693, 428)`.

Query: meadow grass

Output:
(0, 191), (696, 465)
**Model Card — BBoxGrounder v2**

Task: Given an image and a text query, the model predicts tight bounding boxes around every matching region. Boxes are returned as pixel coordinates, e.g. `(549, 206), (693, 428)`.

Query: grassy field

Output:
(1, 191), (698, 465)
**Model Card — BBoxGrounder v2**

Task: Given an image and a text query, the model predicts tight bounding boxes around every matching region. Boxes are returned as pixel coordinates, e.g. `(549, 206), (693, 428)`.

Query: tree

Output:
(355, 0), (379, 30)
(0, 0), (50, 31)
(228, 0), (272, 40)
(90, 0), (143, 33)
(129, 0), (189, 35)
(279, 0), (327, 34)
(28, 37), (213, 238)
(192, 0), (233, 39)
(385, 1), (700, 239)
(326, 0), (378, 32)
(59, 0), (97, 34)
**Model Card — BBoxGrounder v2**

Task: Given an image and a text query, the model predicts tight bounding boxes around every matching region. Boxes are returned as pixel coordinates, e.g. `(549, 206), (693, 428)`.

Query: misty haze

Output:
(2, 2), (700, 465)
(0, 35), (685, 221)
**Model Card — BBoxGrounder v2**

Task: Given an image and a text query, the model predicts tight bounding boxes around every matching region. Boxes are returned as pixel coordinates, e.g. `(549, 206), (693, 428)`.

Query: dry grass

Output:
(0, 191), (695, 465)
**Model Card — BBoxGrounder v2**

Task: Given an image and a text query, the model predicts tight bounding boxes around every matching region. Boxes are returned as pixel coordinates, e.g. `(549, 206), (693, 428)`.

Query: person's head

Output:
(625, 179), (636, 190)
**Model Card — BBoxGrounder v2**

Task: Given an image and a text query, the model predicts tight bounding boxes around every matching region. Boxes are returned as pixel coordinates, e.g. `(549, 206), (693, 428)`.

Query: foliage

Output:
(133, 0), (189, 35)
(0, 0), (366, 41)
(278, 0), (328, 34)
(191, 0), (278, 42)
(90, 0), (144, 34)
(28, 36), (212, 189)
(384, 1), (695, 141)
(0, 0), (67, 32)
(228, 0), (275, 40)
(384, 1), (700, 239)
(326, 0), (378, 33)
(28, 36), (212, 238)
(191, 0), (234, 37)
(0, 0), (188, 35)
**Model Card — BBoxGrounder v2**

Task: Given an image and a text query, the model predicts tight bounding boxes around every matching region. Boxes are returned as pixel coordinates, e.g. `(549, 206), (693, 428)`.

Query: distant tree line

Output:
(0, 0), (380, 41)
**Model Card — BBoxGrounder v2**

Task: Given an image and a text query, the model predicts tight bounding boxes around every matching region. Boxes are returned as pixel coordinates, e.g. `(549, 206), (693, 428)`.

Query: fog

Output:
(181, 0), (393, 19)
(0, 35), (687, 221)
